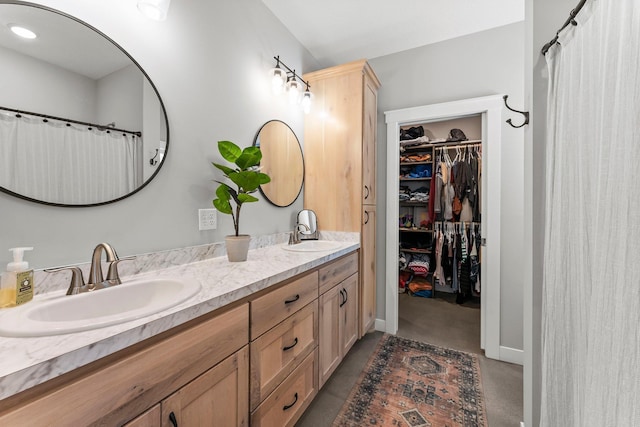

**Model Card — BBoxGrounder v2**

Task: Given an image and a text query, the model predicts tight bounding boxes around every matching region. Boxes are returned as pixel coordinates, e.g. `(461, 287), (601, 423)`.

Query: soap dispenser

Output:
(0, 247), (34, 308)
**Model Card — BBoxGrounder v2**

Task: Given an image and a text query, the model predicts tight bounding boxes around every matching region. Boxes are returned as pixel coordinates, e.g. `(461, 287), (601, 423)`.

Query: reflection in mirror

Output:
(0, 2), (168, 206)
(253, 120), (303, 207)
(297, 209), (318, 240)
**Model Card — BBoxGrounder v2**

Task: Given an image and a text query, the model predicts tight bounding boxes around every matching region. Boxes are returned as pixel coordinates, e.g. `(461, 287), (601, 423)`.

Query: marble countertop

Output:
(0, 240), (359, 401)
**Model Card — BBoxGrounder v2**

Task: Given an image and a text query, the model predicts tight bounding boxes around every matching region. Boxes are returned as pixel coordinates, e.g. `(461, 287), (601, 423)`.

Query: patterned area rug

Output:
(333, 334), (487, 427)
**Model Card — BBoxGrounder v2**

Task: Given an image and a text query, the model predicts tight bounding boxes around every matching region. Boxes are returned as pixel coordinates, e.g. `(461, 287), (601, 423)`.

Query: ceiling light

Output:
(137, 0), (172, 21)
(9, 25), (36, 39)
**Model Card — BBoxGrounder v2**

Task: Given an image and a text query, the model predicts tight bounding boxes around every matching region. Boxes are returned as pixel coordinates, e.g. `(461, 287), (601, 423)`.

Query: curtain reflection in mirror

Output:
(0, 113), (142, 204)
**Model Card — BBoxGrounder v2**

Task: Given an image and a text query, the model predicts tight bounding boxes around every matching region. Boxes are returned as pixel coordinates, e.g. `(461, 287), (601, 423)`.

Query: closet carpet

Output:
(296, 293), (523, 427)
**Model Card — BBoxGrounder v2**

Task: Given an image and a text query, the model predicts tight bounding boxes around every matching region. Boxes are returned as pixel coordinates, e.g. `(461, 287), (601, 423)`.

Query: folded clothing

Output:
(408, 276), (433, 293)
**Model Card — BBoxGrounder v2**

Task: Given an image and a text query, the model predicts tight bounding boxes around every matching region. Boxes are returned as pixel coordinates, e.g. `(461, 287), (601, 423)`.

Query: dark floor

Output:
(297, 292), (523, 427)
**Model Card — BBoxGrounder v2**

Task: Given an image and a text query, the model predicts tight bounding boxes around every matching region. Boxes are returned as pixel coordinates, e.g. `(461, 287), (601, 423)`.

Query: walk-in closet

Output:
(397, 115), (484, 348)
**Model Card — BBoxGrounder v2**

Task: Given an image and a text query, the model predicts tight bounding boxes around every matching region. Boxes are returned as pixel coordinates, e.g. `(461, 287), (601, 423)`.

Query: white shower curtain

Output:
(542, 0), (640, 426)
(0, 113), (140, 204)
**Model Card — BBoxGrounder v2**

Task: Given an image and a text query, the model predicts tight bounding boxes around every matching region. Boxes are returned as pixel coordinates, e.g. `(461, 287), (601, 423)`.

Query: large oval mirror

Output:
(0, 2), (168, 207)
(253, 120), (303, 207)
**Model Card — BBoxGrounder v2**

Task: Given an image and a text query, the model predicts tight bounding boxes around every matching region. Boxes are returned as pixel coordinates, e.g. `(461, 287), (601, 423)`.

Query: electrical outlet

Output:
(198, 209), (217, 230)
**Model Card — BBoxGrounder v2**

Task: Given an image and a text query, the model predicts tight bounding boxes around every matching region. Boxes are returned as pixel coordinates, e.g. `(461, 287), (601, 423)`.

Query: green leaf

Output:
(235, 147), (262, 169)
(213, 198), (232, 214)
(218, 140), (241, 163)
(229, 171), (264, 192)
(257, 172), (271, 184)
(212, 162), (236, 176)
(238, 194), (259, 203)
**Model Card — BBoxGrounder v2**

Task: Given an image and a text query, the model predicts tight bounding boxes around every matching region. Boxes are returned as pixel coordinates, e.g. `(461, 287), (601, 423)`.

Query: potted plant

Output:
(212, 140), (271, 262)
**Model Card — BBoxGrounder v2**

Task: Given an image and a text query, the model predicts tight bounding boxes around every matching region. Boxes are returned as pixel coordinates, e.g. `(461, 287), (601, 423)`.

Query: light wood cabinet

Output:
(249, 270), (320, 426)
(317, 252), (359, 387)
(361, 205), (377, 333)
(162, 346), (249, 427)
(303, 59), (380, 338)
(0, 304), (249, 427)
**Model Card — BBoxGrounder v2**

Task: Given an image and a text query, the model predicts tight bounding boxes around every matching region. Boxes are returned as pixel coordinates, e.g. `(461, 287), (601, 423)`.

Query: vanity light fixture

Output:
(137, 0), (171, 21)
(9, 24), (37, 39)
(270, 55), (312, 113)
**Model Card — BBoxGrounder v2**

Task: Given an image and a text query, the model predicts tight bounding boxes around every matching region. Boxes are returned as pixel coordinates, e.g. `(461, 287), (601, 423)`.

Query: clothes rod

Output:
(0, 105), (142, 137)
(541, 0), (588, 55)
(434, 142), (482, 150)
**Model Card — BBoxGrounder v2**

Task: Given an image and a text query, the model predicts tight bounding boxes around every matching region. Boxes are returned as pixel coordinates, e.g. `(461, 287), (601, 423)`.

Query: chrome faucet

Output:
(289, 223), (310, 245)
(88, 243), (119, 287)
(45, 243), (134, 295)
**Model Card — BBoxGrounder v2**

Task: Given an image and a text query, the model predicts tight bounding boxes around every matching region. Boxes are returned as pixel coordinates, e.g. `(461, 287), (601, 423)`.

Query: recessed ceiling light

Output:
(9, 25), (37, 39)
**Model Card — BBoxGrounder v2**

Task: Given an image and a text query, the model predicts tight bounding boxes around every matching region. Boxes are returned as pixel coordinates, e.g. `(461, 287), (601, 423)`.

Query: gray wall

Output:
(0, 0), (318, 268)
(1, 45), (97, 121)
(525, 0), (576, 425)
(369, 22), (526, 351)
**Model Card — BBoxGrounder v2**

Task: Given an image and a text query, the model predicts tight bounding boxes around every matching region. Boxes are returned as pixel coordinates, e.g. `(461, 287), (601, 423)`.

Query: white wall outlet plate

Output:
(198, 209), (217, 230)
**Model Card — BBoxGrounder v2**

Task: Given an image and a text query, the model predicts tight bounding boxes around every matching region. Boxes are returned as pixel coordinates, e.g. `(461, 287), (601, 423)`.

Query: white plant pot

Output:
(225, 235), (251, 262)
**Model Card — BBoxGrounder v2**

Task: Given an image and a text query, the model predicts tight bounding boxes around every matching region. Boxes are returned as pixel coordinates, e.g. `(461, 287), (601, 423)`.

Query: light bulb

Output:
(270, 67), (286, 95)
(286, 78), (301, 105)
(301, 89), (313, 114)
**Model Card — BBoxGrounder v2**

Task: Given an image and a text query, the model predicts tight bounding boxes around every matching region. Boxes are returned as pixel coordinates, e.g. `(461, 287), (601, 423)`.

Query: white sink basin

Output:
(0, 278), (200, 337)
(282, 240), (342, 252)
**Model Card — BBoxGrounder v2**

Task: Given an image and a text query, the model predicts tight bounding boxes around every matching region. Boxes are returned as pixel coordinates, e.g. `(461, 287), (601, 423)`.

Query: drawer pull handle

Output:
(284, 294), (300, 305)
(283, 337), (299, 351)
(169, 412), (178, 427)
(364, 210), (370, 224)
(339, 289), (346, 307)
(283, 392), (299, 411)
(364, 185), (370, 199)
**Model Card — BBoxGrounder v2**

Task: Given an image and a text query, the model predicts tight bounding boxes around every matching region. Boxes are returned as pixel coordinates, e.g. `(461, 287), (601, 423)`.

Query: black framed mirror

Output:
(253, 120), (304, 207)
(0, 1), (169, 207)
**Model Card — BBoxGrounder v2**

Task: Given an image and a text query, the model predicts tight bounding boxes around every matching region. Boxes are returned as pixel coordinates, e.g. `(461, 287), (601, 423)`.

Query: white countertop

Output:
(0, 241), (359, 400)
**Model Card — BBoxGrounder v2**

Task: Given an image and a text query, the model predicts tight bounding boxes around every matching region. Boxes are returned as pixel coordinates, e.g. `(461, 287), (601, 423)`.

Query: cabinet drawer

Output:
(251, 349), (318, 427)
(250, 301), (318, 411)
(0, 304), (249, 427)
(319, 252), (359, 295)
(251, 271), (318, 340)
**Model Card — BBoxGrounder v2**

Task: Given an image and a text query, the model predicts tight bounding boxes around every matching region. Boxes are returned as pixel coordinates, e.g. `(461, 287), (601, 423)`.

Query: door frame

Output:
(384, 94), (503, 360)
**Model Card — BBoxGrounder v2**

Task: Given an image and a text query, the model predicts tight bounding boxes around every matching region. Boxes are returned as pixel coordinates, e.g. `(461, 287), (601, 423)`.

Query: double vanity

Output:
(0, 238), (360, 426)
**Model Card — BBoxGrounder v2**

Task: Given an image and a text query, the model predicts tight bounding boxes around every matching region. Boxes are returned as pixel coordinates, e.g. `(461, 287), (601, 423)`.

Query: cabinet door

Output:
(123, 405), (160, 427)
(318, 284), (341, 388)
(361, 205), (377, 335)
(362, 74), (378, 205)
(341, 273), (359, 356)
(162, 346), (249, 427)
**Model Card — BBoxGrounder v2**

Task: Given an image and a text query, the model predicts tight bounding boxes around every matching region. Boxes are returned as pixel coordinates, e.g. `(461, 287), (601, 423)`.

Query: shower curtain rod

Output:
(541, 0), (588, 55)
(0, 105), (142, 137)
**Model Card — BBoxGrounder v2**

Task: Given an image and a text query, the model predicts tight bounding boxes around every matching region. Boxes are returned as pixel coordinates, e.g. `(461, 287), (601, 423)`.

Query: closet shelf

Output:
(400, 201), (429, 206)
(401, 248), (432, 254)
(400, 161), (431, 166)
(399, 227), (431, 233)
(399, 177), (431, 181)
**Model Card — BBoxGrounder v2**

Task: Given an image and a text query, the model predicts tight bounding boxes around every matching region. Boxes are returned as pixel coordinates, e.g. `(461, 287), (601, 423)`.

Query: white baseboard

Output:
(499, 345), (524, 365)
(374, 318), (386, 332)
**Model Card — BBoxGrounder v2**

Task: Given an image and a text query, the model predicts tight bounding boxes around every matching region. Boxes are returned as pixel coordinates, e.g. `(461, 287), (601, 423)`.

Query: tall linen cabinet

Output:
(303, 59), (380, 336)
